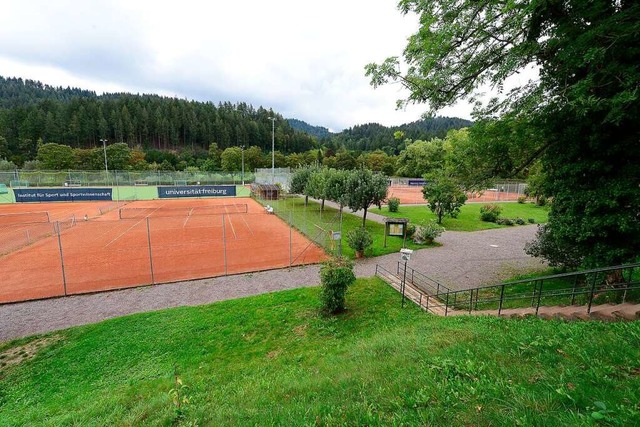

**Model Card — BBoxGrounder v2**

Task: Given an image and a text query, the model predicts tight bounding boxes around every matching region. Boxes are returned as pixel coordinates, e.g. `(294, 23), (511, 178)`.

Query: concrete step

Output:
(478, 303), (640, 321)
(377, 271), (640, 322)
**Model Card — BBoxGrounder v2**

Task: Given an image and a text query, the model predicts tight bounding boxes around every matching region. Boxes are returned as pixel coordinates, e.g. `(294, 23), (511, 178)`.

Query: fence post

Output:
(146, 217), (155, 284)
(623, 267), (633, 303)
(445, 292), (449, 316)
(536, 280), (543, 315)
(222, 214), (228, 275)
(469, 289), (473, 314)
(571, 275), (579, 305)
(498, 284), (505, 316)
(530, 280), (537, 307)
(587, 272), (598, 314)
(55, 221), (68, 296)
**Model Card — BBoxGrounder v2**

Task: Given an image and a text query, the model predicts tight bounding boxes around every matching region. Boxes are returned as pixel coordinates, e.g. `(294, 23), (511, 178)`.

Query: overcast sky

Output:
(0, 0), (476, 132)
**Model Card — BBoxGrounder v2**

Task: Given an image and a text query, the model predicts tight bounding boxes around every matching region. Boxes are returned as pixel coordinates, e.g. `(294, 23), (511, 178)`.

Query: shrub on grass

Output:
(346, 227), (373, 257)
(525, 224), (583, 271)
(480, 204), (502, 222)
(517, 195), (527, 204)
(413, 221), (444, 244)
(405, 224), (416, 238)
(496, 217), (514, 226)
(320, 257), (356, 314)
(388, 197), (400, 212)
(515, 218), (526, 225)
(528, 218), (536, 224)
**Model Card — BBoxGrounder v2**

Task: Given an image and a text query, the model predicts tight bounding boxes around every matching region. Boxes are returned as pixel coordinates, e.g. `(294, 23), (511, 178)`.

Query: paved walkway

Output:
(0, 224), (545, 343)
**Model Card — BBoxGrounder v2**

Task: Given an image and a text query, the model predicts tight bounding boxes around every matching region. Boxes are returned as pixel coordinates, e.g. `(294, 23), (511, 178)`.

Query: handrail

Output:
(499, 262), (640, 286)
(376, 264), (448, 315)
(381, 263), (639, 317)
(441, 263), (639, 316)
(396, 262), (451, 295)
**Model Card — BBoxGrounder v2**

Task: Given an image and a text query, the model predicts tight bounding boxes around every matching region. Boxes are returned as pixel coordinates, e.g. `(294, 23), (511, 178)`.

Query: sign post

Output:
(400, 248), (413, 307)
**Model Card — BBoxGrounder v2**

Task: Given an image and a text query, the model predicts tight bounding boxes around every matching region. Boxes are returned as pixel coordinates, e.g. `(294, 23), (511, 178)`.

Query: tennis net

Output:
(118, 204), (249, 219)
(0, 211), (50, 225)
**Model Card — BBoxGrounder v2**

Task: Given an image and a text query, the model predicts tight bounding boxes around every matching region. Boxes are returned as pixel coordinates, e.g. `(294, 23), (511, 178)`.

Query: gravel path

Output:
(0, 225), (545, 343)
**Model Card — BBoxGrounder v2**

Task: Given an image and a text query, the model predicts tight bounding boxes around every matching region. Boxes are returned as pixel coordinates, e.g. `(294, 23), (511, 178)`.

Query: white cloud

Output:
(0, 0), (475, 131)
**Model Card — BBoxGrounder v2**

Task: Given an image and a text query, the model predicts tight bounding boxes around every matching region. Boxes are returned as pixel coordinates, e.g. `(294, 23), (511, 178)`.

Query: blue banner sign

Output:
(158, 185), (237, 198)
(14, 188), (113, 202)
(408, 179), (427, 186)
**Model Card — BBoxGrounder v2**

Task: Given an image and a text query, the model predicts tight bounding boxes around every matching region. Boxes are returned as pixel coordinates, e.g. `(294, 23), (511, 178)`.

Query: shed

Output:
(251, 183), (280, 200)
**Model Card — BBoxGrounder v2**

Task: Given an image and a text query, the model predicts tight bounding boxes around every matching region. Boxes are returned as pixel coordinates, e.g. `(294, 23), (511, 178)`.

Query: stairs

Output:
(447, 303), (640, 321)
(375, 263), (640, 322)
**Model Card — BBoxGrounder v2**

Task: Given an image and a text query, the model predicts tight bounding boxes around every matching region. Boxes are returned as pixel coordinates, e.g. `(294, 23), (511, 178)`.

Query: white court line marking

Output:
(105, 203), (167, 247)
(226, 213), (237, 240)
(183, 207), (194, 228)
(239, 214), (254, 236)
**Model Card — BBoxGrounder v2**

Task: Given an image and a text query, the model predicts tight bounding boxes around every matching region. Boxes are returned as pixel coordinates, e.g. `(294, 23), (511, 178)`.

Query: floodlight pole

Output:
(268, 116), (275, 183)
(240, 145), (245, 186)
(100, 138), (108, 184)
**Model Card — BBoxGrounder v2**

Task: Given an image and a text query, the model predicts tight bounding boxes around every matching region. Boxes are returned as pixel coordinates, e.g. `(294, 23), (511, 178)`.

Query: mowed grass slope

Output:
(381, 202), (550, 231)
(1, 278), (639, 426)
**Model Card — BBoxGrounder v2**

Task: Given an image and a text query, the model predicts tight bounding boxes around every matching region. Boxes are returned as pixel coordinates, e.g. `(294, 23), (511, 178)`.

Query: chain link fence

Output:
(0, 205), (326, 304)
(0, 170), (256, 188)
(252, 191), (344, 258)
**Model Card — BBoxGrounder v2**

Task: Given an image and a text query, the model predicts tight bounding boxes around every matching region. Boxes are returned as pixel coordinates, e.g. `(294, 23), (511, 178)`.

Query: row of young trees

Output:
(290, 167), (388, 227)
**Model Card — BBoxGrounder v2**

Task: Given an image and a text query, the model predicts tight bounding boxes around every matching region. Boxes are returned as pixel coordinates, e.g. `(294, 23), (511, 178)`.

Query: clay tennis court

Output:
(0, 197), (326, 304)
(387, 185), (523, 204)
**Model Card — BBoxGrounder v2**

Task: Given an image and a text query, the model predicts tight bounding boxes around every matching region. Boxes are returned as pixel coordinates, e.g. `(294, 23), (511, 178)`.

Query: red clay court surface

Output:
(387, 185), (522, 205)
(0, 198), (326, 304)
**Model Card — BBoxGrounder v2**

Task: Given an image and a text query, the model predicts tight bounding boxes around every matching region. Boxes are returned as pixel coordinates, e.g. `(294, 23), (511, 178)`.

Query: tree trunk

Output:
(362, 208), (368, 227)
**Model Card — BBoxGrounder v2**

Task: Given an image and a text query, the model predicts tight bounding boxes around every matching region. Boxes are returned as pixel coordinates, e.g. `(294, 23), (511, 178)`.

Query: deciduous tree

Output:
(366, 0), (640, 267)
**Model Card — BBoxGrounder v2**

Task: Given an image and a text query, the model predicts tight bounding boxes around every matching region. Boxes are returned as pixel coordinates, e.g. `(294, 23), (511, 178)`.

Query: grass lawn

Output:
(266, 196), (436, 259)
(379, 202), (550, 232)
(1, 278), (639, 426)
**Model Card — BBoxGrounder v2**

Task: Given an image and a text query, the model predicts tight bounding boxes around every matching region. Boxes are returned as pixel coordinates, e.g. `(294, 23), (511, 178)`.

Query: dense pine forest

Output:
(0, 76), (471, 174)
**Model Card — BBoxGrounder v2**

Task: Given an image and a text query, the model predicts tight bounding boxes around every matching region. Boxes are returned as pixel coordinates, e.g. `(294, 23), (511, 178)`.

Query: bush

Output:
(480, 204), (502, 222)
(346, 227), (373, 256)
(320, 257), (356, 314)
(528, 218), (536, 224)
(525, 224), (583, 271)
(517, 195), (527, 204)
(405, 223), (416, 238)
(388, 197), (400, 212)
(515, 217), (526, 225)
(536, 196), (547, 206)
(496, 218), (514, 226)
(413, 221), (444, 244)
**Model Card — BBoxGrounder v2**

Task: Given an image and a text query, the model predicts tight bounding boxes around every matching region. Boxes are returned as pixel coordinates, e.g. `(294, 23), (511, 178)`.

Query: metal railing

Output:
(375, 264), (448, 315)
(378, 262), (640, 318)
(442, 263), (640, 316)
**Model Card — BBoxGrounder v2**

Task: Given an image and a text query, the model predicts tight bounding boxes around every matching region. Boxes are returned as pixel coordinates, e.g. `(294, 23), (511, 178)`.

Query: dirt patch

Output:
(292, 324), (308, 338)
(266, 349), (282, 359)
(0, 335), (62, 371)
